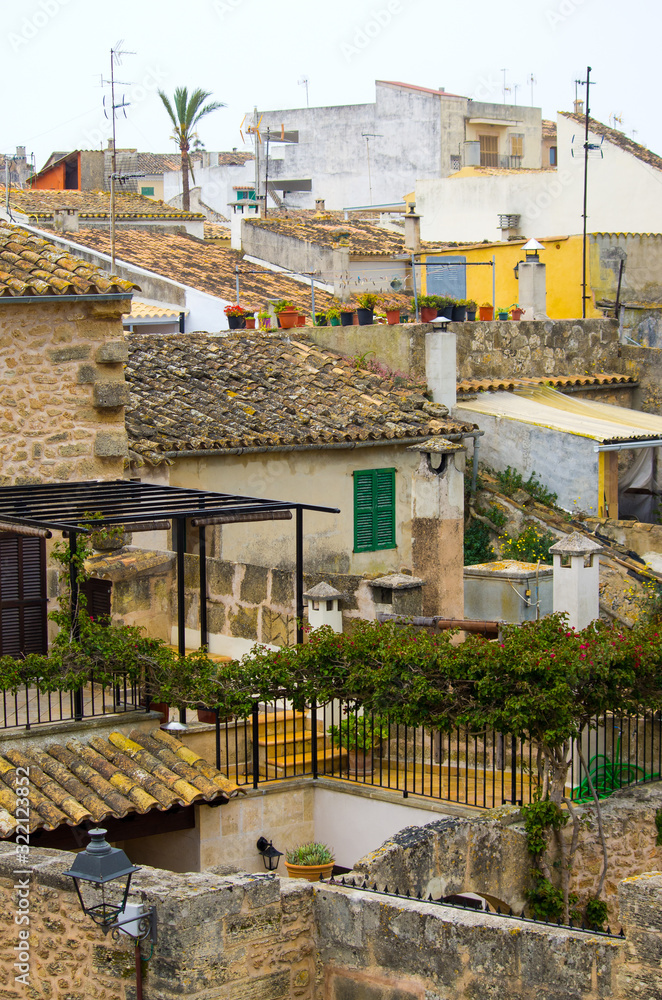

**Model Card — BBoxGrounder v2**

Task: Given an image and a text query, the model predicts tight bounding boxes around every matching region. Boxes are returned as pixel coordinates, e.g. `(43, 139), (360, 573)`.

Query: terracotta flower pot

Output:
(284, 861), (335, 882)
(296, 314), (306, 327)
(278, 309), (298, 330)
(386, 309), (400, 325)
(478, 306), (494, 321)
(348, 748), (377, 776)
(244, 316), (256, 330)
(510, 308), (524, 321)
(421, 306), (437, 323)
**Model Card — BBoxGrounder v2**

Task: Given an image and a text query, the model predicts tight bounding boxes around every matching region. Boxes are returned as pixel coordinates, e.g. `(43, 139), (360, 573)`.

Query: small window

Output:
(549, 146), (557, 166)
(479, 135), (499, 168)
(379, 588), (393, 605)
(326, 600), (334, 611)
(141, 186), (155, 197)
(354, 469), (396, 553)
(510, 134), (524, 158)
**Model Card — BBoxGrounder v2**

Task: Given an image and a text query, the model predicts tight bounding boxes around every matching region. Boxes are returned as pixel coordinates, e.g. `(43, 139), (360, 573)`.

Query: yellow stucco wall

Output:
(421, 235), (602, 320)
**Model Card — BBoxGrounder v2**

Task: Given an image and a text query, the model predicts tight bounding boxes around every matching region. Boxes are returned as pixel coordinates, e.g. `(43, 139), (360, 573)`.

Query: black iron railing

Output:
(219, 700), (662, 810)
(0, 673), (144, 730)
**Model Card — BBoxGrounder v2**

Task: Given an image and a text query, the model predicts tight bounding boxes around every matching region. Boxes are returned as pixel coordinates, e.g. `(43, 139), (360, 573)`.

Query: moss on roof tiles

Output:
(0, 224), (137, 297)
(3, 185), (204, 220)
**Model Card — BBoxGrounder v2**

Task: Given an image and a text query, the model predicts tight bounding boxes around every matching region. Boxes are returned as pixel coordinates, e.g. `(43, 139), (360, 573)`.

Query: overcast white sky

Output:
(4, 0), (659, 170)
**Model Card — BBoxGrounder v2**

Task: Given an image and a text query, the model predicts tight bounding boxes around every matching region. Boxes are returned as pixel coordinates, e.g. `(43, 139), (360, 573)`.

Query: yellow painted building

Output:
(419, 235), (603, 320)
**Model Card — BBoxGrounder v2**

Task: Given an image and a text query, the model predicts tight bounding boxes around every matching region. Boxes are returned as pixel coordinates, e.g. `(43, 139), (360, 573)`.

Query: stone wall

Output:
(620, 344), (662, 415)
(0, 298), (130, 484)
(308, 318), (620, 383)
(586, 516), (662, 575)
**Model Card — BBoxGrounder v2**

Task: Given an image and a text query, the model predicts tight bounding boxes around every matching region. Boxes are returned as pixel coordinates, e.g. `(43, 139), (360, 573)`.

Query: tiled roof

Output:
(244, 216), (450, 256)
(0, 727), (241, 836)
(67, 228), (334, 313)
(204, 220), (230, 237)
(457, 373), (635, 394)
(137, 150), (253, 173)
(542, 119), (557, 140)
(126, 332), (475, 464)
(0, 224), (137, 297)
(130, 299), (185, 320)
(559, 112), (662, 173)
(1, 186), (205, 221)
(377, 80), (466, 99)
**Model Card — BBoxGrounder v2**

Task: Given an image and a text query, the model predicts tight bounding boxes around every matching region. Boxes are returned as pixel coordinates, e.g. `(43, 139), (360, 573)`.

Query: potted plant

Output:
(258, 308), (271, 330)
(314, 311), (327, 326)
(274, 299), (297, 330)
(356, 292), (378, 325)
(478, 302), (494, 321)
(496, 305), (510, 320)
(284, 842), (335, 881)
(328, 714), (389, 776)
(382, 298), (401, 325)
(224, 303), (245, 330)
(244, 309), (257, 330)
(510, 303), (525, 321)
(466, 299), (477, 321)
(439, 296), (455, 319)
(326, 305), (341, 326)
(452, 298), (467, 322)
(296, 313), (306, 327)
(418, 295), (438, 323)
(339, 302), (356, 327)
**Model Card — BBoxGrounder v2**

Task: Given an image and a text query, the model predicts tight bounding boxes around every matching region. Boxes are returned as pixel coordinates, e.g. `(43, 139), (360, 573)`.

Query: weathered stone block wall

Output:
(586, 516), (662, 575)
(620, 344), (662, 415)
(0, 299), (130, 484)
(308, 319), (620, 382)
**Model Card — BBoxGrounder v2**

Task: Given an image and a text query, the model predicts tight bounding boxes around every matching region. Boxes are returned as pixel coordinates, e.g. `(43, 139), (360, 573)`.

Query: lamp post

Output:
(64, 828), (157, 1000)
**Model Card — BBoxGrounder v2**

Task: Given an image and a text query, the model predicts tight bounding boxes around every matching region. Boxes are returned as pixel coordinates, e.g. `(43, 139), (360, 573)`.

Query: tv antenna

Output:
(609, 112), (623, 129)
(501, 69), (510, 104)
(528, 73), (537, 106)
(513, 83), (520, 106)
(101, 40), (135, 269)
(298, 77), (309, 108)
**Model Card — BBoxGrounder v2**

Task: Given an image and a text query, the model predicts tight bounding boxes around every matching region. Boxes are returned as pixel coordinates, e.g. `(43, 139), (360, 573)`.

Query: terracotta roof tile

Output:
(244, 216), (450, 257)
(559, 112), (662, 172)
(137, 150), (253, 173)
(0, 224), (137, 297)
(2, 186), (204, 221)
(68, 228), (334, 312)
(457, 373), (635, 394)
(126, 332), (476, 464)
(542, 119), (557, 140)
(0, 728), (241, 837)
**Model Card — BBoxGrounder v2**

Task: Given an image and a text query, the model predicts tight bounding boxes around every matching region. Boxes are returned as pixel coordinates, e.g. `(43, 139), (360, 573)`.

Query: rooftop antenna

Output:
(528, 73), (537, 106)
(298, 77), (309, 108)
(501, 69), (509, 104)
(101, 39), (135, 270)
(609, 112), (623, 129)
(362, 133), (382, 205)
(513, 83), (520, 106)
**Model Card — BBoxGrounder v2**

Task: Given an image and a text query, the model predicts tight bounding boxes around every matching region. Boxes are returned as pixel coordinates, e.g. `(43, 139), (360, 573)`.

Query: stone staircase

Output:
(256, 709), (345, 778)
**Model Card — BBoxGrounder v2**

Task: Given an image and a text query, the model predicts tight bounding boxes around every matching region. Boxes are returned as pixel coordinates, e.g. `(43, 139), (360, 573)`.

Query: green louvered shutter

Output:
(354, 469), (396, 552)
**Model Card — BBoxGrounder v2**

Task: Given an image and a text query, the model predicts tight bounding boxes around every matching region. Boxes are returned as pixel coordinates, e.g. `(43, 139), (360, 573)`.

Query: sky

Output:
(3, 0), (659, 171)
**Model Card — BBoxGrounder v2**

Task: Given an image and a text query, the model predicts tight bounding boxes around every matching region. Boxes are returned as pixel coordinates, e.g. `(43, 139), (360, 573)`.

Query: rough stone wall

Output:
(0, 298), (130, 484)
(0, 844), (316, 1000)
(620, 344), (662, 415)
(585, 516), (662, 575)
(309, 318), (620, 383)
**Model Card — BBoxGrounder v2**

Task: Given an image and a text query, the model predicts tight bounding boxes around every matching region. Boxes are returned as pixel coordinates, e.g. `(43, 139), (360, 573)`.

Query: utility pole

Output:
(253, 107), (260, 214)
(581, 66), (592, 319)
(110, 46), (117, 271)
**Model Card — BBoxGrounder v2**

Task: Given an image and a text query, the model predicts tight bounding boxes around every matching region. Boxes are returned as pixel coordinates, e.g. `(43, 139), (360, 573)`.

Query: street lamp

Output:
(64, 828), (157, 999)
(256, 836), (283, 871)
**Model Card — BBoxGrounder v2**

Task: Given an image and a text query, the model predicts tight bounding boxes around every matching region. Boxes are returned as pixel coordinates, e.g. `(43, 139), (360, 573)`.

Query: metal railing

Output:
(218, 700), (662, 810)
(0, 673), (144, 730)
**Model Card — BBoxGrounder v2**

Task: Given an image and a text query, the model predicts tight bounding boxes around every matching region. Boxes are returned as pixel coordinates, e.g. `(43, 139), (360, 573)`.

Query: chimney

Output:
(549, 533), (603, 629)
(315, 198), (326, 213)
(574, 98), (584, 115)
(15, 146), (25, 161)
(404, 202), (421, 253)
(53, 208), (79, 233)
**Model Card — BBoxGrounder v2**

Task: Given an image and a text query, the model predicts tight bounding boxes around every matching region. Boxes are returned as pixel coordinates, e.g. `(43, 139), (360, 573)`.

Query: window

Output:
(80, 578), (112, 625)
(549, 146), (557, 166)
(0, 533), (48, 656)
(140, 186), (155, 197)
(510, 134), (524, 158)
(354, 469), (396, 552)
(479, 134), (499, 168)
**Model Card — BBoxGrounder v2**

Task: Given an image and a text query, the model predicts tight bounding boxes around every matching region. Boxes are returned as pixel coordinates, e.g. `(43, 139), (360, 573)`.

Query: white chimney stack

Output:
(549, 532), (603, 630)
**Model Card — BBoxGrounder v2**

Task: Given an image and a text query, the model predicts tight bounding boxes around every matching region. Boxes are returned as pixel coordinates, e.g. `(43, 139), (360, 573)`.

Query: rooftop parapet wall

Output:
(308, 318), (620, 383)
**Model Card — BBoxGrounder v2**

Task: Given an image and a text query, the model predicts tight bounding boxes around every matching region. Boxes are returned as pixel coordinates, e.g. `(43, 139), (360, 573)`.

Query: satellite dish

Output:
(390, 277), (403, 291)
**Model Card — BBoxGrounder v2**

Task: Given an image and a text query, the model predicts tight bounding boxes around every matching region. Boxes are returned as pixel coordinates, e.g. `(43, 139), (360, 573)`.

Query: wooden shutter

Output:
(0, 533), (47, 656)
(354, 469), (396, 552)
(80, 578), (112, 625)
(479, 134), (499, 167)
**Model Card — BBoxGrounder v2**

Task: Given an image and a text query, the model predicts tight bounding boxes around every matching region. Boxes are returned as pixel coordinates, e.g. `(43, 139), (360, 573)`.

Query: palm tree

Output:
(158, 87), (224, 211)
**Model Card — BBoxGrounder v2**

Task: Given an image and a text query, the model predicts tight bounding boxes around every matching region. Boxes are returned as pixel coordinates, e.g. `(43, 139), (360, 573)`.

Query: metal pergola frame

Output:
(0, 480), (339, 717)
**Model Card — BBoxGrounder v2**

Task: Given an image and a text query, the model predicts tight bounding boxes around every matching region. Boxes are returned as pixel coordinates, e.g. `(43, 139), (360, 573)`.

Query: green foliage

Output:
(656, 807), (662, 845)
(357, 293), (378, 310)
(585, 897), (608, 930)
(487, 504), (508, 529)
(327, 713), (389, 751)
(526, 870), (579, 922)
(495, 466), (558, 507)
(463, 519), (494, 565)
(499, 524), (557, 564)
(521, 799), (568, 856)
(273, 299), (295, 314)
(286, 842), (334, 865)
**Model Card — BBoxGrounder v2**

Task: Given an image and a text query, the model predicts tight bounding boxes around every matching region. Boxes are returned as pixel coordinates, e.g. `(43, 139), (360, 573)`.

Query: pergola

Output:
(0, 478), (339, 658)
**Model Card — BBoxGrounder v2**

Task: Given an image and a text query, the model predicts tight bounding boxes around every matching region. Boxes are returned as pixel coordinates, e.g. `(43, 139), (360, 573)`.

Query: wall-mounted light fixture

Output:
(256, 836), (283, 871)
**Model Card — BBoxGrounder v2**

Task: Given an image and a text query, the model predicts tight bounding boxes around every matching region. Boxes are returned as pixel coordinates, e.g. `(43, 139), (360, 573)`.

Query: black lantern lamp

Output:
(64, 828), (139, 931)
(256, 836), (283, 871)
